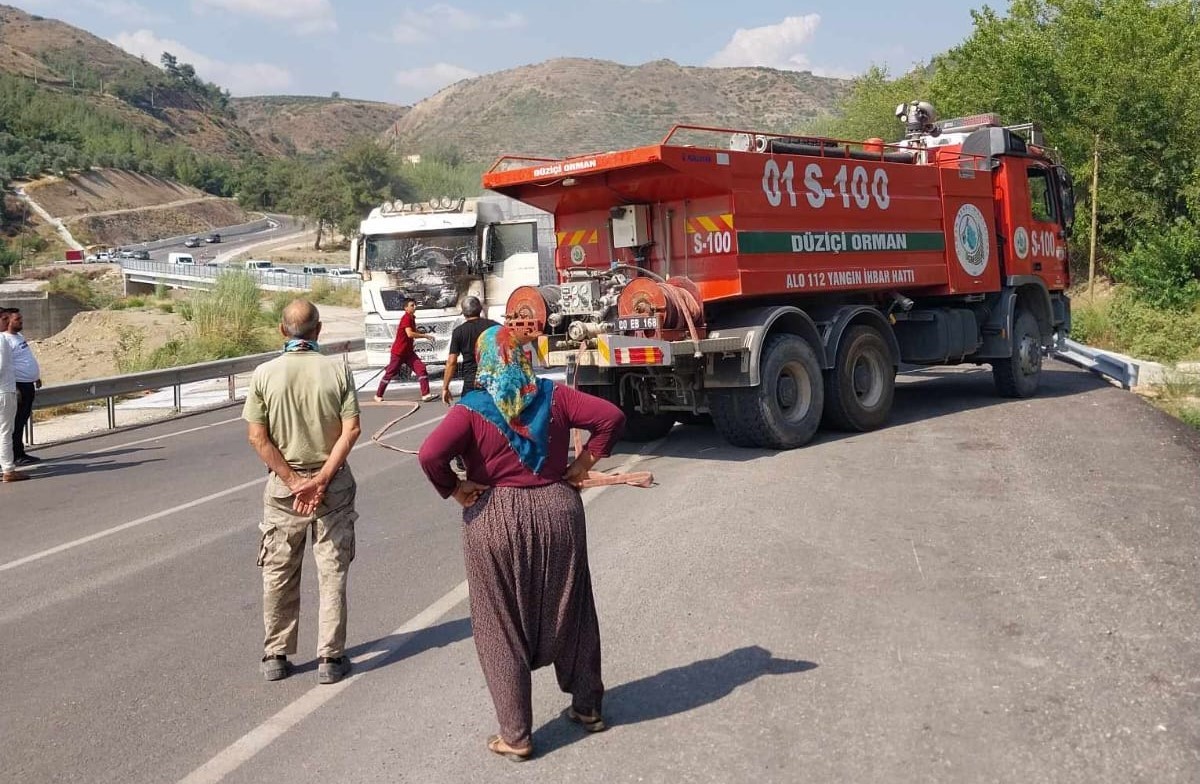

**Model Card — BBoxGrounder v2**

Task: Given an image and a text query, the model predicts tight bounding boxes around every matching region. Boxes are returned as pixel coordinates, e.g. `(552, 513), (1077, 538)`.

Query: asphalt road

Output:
(136, 213), (303, 266)
(3, 362), (1198, 783)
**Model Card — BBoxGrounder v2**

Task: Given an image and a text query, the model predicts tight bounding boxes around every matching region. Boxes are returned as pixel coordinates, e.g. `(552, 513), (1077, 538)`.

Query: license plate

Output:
(617, 316), (659, 331)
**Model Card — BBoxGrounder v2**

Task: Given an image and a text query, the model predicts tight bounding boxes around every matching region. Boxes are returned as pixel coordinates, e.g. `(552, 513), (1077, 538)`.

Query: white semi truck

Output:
(352, 194), (554, 368)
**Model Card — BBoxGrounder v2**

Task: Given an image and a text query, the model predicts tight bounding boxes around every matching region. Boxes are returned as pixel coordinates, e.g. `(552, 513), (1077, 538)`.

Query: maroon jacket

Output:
(418, 383), (625, 498)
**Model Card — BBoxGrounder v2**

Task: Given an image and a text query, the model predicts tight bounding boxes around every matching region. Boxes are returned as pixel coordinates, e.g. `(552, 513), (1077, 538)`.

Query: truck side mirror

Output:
(479, 224), (495, 272)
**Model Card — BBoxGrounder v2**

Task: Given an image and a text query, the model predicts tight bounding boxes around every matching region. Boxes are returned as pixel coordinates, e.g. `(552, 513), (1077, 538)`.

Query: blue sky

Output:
(17, 1), (982, 104)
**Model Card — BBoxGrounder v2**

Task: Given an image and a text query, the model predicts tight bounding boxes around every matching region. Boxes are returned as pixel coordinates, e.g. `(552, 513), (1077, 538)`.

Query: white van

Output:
(244, 260), (273, 270)
(168, 252), (195, 265)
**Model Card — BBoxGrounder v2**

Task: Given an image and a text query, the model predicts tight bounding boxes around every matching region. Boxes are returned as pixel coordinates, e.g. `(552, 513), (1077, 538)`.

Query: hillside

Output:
(231, 96), (407, 155)
(0, 4), (267, 159)
(383, 58), (851, 161)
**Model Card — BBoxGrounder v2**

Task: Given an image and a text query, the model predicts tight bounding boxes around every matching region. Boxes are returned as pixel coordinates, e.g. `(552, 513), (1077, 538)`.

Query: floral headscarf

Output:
(459, 325), (555, 473)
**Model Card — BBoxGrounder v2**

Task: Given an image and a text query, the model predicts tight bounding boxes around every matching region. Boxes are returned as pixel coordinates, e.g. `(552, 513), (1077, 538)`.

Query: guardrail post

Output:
(25, 416), (34, 446)
(228, 374), (236, 401)
(107, 396), (116, 430)
(173, 384), (182, 412)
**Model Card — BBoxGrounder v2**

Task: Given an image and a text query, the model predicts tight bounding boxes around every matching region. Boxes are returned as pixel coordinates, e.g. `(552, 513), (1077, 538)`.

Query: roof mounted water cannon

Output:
(895, 100), (940, 140)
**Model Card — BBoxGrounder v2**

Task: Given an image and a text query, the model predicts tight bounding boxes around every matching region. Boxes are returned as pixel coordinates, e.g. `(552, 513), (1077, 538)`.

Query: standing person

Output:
(244, 299), (362, 684)
(3, 307), (43, 466)
(375, 298), (437, 403)
(441, 296), (498, 405)
(418, 326), (625, 761)
(0, 309), (27, 483)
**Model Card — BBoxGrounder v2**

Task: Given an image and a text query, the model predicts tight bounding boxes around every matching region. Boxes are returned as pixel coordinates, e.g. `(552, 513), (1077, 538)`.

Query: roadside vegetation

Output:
(810, 0), (1200, 425)
(112, 271), (358, 372)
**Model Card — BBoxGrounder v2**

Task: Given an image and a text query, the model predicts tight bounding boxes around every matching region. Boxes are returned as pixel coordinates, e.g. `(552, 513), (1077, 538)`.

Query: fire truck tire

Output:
(579, 384), (676, 443)
(710, 333), (824, 449)
(992, 308), (1042, 398)
(822, 326), (895, 431)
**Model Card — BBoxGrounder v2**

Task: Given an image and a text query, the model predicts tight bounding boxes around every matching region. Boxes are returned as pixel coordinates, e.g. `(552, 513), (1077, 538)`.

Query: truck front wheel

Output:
(823, 325), (895, 431)
(992, 308), (1042, 398)
(711, 333), (824, 449)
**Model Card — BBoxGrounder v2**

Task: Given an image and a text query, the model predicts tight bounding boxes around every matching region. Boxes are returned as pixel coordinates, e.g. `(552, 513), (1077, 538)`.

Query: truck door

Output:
(998, 162), (1068, 289)
(482, 220), (540, 318)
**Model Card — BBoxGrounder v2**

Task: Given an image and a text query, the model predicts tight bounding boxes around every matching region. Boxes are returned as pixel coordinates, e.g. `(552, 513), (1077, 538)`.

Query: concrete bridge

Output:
(121, 259), (361, 295)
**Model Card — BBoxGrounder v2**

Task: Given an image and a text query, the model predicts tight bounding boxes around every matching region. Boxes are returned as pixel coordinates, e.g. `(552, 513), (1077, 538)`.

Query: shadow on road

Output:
(532, 645), (817, 757)
(28, 456), (165, 477)
(290, 617), (474, 676)
(608, 363), (1109, 466)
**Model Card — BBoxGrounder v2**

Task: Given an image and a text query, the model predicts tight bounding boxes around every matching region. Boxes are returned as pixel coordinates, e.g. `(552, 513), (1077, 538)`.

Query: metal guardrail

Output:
(1053, 338), (1140, 389)
(120, 259), (361, 292)
(30, 338), (365, 440)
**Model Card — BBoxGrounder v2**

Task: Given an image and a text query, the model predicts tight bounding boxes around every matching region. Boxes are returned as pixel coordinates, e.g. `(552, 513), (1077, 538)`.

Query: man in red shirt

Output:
(375, 298), (437, 403)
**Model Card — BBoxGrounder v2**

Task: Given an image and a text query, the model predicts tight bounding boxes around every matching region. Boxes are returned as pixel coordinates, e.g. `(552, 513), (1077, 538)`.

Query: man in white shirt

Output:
(3, 307), (42, 466)
(0, 309), (28, 482)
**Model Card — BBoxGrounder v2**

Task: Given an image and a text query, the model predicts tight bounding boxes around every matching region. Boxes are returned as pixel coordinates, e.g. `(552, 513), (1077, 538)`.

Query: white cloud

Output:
(394, 63), (478, 99)
(192, 0), (336, 35)
(81, 0), (169, 24)
(707, 15), (837, 74)
(391, 4), (525, 45)
(112, 29), (293, 95)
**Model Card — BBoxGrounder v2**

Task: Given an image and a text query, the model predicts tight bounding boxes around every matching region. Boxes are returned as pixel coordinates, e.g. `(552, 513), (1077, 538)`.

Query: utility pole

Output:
(1088, 132), (1100, 301)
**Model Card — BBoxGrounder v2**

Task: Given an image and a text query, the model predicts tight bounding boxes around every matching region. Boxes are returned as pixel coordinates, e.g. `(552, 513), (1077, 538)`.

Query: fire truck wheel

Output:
(992, 308), (1042, 398)
(822, 325), (896, 431)
(710, 333), (824, 449)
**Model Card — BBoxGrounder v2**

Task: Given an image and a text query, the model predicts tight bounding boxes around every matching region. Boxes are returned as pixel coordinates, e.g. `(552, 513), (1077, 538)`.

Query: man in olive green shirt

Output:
(244, 299), (362, 684)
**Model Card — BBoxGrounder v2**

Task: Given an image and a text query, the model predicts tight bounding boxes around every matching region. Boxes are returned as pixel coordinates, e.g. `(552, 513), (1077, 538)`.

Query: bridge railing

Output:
(120, 260), (362, 292)
(30, 339), (365, 442)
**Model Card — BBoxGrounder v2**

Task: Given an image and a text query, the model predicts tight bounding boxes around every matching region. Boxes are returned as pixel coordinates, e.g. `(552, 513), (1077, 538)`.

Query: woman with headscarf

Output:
(418, 325), (625, 762)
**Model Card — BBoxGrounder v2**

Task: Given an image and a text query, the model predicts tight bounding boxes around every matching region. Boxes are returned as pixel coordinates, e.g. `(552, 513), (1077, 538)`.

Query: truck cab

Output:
(352, 195), (553, 367)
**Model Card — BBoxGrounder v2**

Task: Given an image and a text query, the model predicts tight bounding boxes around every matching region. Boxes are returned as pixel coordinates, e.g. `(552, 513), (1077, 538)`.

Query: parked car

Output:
(118, 249), (135, 259)
(205, 233), (221, 244)
(132, 250), (150, 260)
(327, 268), (358, 277)
(265, 267), (289, 275)
(302, 265), (328, 275)
(184, 237), (200, 248)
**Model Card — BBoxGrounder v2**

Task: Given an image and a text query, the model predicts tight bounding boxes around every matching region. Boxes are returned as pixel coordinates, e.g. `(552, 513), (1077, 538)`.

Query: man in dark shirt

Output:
(441, 296), (498, 405)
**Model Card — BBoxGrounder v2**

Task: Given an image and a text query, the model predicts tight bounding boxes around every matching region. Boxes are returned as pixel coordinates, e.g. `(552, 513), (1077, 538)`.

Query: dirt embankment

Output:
(74, 200), (251, 246)
(31, 310), (191, 384)
(25, 170), (205, 219)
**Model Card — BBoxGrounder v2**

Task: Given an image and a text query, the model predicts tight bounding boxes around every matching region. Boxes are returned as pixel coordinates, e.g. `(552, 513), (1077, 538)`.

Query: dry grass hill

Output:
(0, 4), (267, 158)
(231, 96), (408, 155)
(382, 58), (851, 161)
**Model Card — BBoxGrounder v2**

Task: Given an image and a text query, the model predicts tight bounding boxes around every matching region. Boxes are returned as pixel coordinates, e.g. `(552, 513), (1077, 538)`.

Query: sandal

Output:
(487, 734), (533, 762)
(562, 706), (607, 733)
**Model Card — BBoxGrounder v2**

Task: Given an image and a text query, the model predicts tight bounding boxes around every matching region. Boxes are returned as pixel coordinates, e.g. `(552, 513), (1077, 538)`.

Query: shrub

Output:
(45, 272), (100, 306)
(1106, 294), (1200, 363)
(1110, 218), (1200, 311)
(1179, 406), (1200, 430)
(1071, 289), (1200, 363)
(192, 272), (267, 350)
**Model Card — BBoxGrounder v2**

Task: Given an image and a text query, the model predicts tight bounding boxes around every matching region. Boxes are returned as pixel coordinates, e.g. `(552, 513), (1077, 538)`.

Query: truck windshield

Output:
(363, 229), (478, 310)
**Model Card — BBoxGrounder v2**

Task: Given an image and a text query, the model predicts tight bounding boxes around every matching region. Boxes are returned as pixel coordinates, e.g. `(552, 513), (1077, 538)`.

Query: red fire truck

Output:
(484, 102), (1075, 448)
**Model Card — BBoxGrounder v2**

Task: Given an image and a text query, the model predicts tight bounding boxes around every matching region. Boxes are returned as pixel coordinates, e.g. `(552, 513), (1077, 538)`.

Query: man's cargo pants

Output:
(258, 465), (357, 658)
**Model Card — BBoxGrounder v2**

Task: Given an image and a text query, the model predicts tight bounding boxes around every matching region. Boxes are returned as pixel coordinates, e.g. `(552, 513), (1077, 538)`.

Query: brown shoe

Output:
(3, 471), (29, 483)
